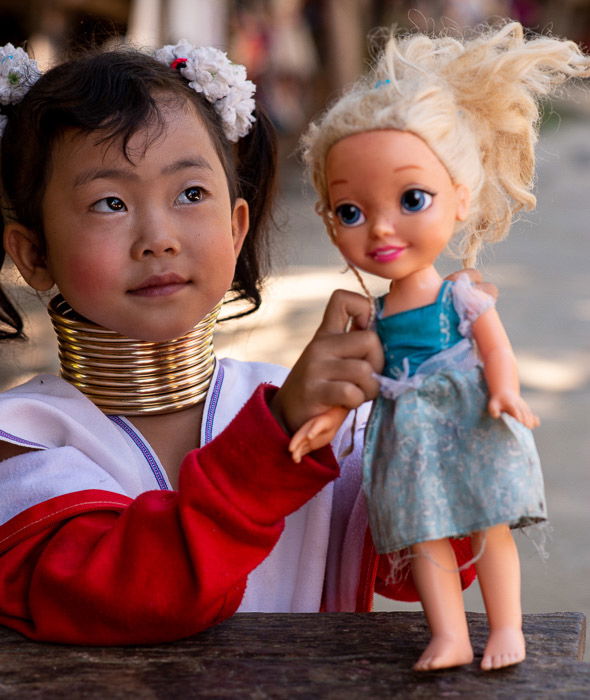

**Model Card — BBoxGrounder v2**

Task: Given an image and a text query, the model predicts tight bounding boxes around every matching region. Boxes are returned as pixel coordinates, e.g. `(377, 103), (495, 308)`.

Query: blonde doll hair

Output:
(302, 22), (590, 266)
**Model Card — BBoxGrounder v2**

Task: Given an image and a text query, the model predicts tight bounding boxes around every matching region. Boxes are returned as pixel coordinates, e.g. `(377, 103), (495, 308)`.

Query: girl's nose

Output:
(131, 223), (181, 259)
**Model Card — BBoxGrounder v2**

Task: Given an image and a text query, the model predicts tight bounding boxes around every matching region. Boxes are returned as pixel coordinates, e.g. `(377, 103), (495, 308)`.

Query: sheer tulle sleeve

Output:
(452, 273), (495, 338)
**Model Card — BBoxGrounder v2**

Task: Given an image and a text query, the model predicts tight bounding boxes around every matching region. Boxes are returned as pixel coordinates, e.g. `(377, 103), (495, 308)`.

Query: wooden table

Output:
(0, 612), (587, 698)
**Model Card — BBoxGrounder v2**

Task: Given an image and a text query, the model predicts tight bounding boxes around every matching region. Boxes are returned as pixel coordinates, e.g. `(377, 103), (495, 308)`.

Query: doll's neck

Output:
(382, 266), (443, 317)
(48, 294), (221, 416)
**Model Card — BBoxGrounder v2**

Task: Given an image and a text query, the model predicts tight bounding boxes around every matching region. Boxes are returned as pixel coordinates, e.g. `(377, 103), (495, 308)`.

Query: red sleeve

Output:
(0, 385), (339, 645)
(375, 538), (477, 601)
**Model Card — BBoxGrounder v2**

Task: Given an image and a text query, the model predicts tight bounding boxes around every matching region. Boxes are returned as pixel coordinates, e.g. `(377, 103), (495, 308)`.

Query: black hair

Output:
(0, 47), (277, 338)
(0, 245), (24, 339)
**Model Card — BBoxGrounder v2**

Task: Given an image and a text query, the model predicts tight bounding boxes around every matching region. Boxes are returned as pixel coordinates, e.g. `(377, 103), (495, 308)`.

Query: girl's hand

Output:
(271, 289), (384, 439)
(488, 391), (540, 429)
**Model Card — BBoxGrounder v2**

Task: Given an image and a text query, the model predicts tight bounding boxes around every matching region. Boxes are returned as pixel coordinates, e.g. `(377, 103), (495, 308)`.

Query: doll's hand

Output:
(445, 268), (498, 301)
(271, 289), (383, 438)
(488, 391), (540, 429)
(289, 407), (349, 463)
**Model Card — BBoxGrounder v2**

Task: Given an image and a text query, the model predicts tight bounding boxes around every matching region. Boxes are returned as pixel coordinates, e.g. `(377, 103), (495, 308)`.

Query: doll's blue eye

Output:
(401, 189), (433, 213)
(335, 204), (365, 227)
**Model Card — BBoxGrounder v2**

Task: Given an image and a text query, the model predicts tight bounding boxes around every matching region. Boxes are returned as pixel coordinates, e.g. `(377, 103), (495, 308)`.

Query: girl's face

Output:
(12, 101), (248, 341)
(325, 129), (469, 282)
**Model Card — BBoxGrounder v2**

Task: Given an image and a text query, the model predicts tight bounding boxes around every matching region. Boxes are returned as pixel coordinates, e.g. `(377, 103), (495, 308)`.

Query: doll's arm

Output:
(472, 309), (539, 429)
(289, 406), (349, 463)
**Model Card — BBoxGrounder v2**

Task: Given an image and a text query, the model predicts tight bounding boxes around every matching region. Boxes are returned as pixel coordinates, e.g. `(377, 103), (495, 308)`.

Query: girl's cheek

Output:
(57, 249), (118, 294)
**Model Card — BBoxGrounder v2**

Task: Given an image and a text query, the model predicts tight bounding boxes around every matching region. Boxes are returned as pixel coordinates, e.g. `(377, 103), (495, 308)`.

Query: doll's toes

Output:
(481, 650), (524, 671)
(481, 629), (525, 671)
(413, 636), (473, 671)
(413, 656), (433, 671)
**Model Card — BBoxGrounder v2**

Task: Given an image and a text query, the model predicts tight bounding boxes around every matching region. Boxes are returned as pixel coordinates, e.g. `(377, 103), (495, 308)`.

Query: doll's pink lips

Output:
(369, 246), (406, 262)
(128, 273), (190, 297)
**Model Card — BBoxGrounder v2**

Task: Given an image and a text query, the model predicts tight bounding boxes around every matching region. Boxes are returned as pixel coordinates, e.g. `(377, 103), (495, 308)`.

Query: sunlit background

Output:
(0, 0), (589, 659)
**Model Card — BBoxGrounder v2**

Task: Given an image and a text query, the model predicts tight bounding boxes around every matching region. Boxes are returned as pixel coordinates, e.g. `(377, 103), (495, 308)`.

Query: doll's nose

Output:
(369, 214), (396, 239)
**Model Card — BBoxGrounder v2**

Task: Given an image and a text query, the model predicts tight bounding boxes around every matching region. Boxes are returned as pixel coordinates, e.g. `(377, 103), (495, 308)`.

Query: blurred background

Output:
(0, 0), (589, 660)
(1, 1), (590, 143)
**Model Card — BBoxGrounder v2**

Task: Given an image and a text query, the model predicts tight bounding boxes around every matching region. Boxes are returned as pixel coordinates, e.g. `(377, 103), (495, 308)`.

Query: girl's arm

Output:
(0, 385), (339, 645)
(472, 309), (539, 429)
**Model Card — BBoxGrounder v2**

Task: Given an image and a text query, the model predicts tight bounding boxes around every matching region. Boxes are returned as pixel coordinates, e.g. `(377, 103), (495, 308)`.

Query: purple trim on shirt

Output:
(0, 429), (46, 450)
(204, 363), (224, 445)
(108, 416), (169, 491)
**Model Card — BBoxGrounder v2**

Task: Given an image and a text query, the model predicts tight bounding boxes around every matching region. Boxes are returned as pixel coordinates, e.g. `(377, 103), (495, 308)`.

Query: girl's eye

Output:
(177, 187), (204, 204)
(401, 189), (433, 213)
(91, 197), (126, 213)
(334, 203), (365, 227)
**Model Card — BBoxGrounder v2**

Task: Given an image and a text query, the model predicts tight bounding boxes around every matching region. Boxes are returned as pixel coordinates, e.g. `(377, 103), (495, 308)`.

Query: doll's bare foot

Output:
(413, 635), (474, 671)
(480, 628), (525, 671)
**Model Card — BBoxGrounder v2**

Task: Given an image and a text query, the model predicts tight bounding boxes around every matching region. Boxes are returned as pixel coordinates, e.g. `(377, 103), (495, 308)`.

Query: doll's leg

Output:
(472, 523), (525, 671)
(411, 539), (474, 671)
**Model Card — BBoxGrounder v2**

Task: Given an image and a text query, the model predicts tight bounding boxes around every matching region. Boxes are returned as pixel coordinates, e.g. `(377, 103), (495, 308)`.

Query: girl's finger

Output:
(316, 289), (374, 335)
(317, 380), (368, 411)
(311, 330), (384, 374)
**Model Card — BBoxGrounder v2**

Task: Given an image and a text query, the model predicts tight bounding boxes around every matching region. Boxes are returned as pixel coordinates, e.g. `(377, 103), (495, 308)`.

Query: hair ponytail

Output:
(225, 105), (277, 319)
(0, 221), (25, 340)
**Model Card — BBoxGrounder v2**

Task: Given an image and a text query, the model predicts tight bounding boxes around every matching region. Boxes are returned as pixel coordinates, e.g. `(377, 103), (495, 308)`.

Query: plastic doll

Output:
(289, 23), (590, 671)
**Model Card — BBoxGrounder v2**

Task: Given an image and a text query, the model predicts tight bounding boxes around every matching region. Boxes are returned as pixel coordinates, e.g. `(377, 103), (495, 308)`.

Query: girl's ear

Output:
(454, 184), (471, 222)
(231, 197), (249, 256)
(3, 223), (55, 291)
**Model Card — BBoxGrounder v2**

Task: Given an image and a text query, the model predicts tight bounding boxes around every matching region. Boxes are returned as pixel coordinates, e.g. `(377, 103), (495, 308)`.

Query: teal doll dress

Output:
(363, 275), (546, 554)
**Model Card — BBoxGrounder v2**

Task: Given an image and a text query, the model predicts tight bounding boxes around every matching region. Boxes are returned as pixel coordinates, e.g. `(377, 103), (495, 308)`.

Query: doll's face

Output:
(324, 129), (469, 282)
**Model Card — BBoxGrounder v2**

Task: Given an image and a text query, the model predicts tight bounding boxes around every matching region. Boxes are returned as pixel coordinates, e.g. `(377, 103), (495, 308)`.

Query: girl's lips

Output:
(128, 273), (190, 298)
(368, 246), (406, 262)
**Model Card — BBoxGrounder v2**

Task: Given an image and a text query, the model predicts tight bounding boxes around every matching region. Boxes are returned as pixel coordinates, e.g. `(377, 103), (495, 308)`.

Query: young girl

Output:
(288, 23), (590, 671)
(0, 39), (480, 645)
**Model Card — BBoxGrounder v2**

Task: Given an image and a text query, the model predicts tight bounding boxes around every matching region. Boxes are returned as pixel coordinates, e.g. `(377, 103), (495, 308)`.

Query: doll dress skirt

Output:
(363, 364), (545, 553)
(363, 280), (546, 555)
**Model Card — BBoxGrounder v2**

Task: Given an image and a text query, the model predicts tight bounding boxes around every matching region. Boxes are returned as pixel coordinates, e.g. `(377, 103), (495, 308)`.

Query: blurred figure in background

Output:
(230, 0), (318, 137)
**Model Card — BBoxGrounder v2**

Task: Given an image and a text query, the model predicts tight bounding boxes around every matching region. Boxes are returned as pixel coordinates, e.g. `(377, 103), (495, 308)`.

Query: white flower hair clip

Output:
(155, 41), (256, 143)
(0, 43), (41, 137)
